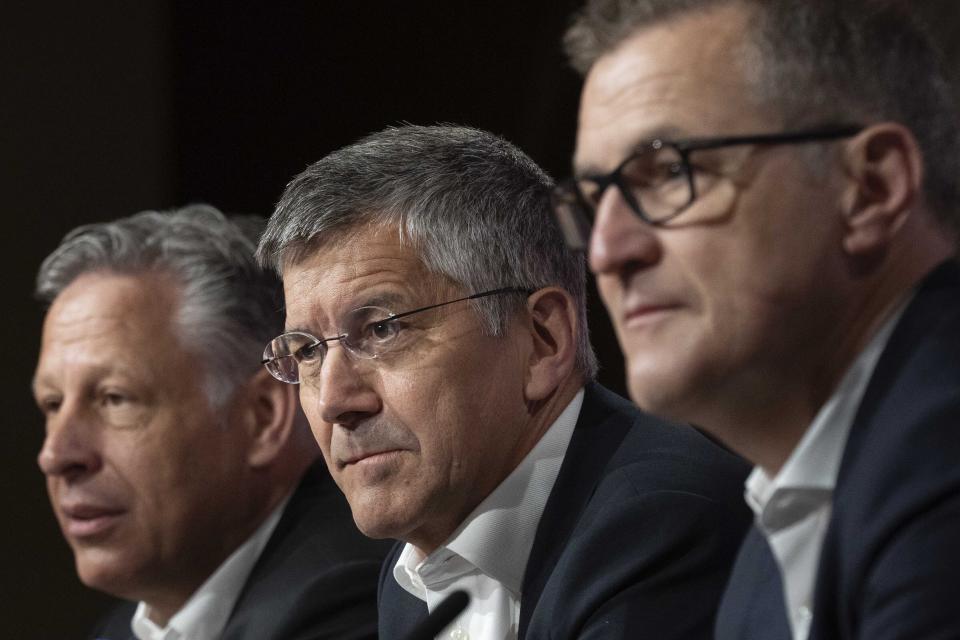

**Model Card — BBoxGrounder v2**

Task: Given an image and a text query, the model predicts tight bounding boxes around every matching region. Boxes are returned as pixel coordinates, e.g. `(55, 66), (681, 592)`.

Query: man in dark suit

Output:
(558, 0), (960, 638)
(34, 205), (389, 639)
(256, 124), (752, 639)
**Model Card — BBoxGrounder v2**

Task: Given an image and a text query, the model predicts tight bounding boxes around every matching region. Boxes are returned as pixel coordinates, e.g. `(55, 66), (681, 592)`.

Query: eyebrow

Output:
(574, 125), (690, 178)
(356, 291), (408, 309)
(283, 290), (412, 335)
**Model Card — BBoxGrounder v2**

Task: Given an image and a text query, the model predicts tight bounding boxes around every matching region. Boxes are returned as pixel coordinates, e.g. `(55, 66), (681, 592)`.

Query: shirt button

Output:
(449, 627), (469, 640)
(797, 605), (813, 622)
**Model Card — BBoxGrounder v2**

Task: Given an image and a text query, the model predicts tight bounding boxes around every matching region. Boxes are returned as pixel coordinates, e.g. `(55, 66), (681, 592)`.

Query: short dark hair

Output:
(36, 204), (283, 405)
(565, 0), (960, 232)
(257, 124), (598, 379)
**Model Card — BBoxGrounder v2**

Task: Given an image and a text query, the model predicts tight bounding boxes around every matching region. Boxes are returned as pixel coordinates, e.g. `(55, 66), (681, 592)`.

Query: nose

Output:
(37, 403), (102, 481)
(588, 189), (662, 276)
(304, 344), (382, 428)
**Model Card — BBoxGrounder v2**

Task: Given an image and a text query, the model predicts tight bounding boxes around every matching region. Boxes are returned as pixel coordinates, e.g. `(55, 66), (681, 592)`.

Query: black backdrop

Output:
(3, 2), (959, 637)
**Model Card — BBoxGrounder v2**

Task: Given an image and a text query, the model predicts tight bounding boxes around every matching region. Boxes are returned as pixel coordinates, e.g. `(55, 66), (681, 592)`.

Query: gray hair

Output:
(257, 124), (598, 379)
(565, 0), (960, 233)
(36, 204), (284, 406)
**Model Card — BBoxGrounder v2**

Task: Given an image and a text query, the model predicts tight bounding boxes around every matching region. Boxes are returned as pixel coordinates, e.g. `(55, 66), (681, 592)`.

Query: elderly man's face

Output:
(34, 272), (252, 602)
(577, 5), (849, 430)
(282, 225), (532, 552)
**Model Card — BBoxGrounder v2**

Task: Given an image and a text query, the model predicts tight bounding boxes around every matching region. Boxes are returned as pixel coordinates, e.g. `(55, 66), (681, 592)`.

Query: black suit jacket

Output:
(378, 383), (752, 639)
(91, 461), (392, 640)
(716, 260), (960, 640)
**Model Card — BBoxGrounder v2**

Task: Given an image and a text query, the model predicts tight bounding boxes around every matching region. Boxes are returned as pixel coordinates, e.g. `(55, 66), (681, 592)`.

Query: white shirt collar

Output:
(394, 388), (585, 597)
(131, 494), (291, 640)
(746, 296), (910, 532)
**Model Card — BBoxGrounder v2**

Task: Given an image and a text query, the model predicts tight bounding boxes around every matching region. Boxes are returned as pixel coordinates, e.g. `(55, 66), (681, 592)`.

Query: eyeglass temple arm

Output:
(385, 287), (535, 323)
(675, 125), (864, 152)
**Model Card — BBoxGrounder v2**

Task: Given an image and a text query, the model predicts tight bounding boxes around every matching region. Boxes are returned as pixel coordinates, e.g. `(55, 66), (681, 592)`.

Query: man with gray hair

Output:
(33, 205), (389, 639)
(556, 0), (960, 638)
(256, 124), (751, 639)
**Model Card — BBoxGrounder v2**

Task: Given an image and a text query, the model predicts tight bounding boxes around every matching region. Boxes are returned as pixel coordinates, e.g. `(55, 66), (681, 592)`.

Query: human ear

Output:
(523, 287), (578, 401)
(239, 368), (298, 468)
(840, 123), (923, 255)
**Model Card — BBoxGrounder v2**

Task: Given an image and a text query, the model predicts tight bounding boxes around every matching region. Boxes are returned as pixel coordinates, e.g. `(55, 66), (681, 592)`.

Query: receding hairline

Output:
(43, 266), (201, 351)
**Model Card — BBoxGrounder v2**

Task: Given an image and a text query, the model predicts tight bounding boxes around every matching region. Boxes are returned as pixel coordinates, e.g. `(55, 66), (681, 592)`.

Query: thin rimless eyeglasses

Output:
(262, 286), (534, 384)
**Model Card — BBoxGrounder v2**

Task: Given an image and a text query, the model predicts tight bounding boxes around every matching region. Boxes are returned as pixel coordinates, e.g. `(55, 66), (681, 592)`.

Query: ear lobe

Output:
(841, 123), (922, 255)
(523, 288), (578, 402)
(240, 368), (298, 468)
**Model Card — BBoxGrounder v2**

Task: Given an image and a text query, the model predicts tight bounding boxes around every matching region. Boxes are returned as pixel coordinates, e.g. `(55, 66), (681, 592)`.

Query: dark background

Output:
(2, 2), (958, 637)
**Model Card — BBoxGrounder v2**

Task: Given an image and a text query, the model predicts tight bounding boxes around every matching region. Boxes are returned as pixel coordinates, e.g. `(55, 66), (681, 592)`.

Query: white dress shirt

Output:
(393, 389), (585, 640)
(746, 299), (908, 640)
(131, 494), (290, 640)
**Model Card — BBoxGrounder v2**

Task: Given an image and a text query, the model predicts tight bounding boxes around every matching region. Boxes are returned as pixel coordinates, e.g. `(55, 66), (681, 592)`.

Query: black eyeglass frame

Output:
(262, 286), (535, 384)
(555, 124), (864, 239)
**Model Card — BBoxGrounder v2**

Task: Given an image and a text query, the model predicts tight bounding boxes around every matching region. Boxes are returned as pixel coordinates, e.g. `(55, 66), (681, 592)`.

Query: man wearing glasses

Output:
(34, 206), (389, 639)
(256, 125), (751, 639)
(557, 1), (960, 638)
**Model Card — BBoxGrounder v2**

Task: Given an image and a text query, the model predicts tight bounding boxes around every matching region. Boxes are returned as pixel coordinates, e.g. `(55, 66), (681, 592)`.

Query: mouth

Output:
(622, 303), (681, 327)
(60, 503), (125, 540)
(339, 449), (404, 469)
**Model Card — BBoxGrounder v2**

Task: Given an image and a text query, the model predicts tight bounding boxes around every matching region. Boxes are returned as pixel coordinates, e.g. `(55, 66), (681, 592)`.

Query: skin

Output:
(34, 271), (303, 624)
(577, 3), (954, 473)
(282, 224), (581, 555)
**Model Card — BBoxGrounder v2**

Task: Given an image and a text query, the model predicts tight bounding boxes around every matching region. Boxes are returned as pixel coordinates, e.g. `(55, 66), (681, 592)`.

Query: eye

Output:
(365, 319), (402, 343)
(341, 307), (409, 358)
(622, 154), (686, 189)
(656, 160), (686, 182)
(99, 390), (130, 407)
(296, 340), (324, 363)
(36, 395), (62, 416)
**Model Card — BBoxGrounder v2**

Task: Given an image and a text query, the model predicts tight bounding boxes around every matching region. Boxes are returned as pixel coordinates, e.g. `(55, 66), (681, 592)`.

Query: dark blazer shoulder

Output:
(222, 461), (393, 640)
(377, 541), (429, 640)
(812, 261), (960, 639)
(521, 383), (752, 639)
(88, 601), (137, 640)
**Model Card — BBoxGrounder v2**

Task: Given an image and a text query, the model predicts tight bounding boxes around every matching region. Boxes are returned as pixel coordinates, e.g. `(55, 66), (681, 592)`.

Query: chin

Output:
(351, 511), (409, 541)
(347, 494), (411, 541)
(627, 365), (692, 424)
(75, 554), (139, 599)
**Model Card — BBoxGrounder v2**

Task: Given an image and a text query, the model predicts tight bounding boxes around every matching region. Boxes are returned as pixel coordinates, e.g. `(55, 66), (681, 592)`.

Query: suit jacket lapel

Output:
(811, 259), (960, 639)
(378, 542), (429, 639)
(518, 383), (633, 638)
(715, 527), (792, 640)
(226, 460), (325, 622)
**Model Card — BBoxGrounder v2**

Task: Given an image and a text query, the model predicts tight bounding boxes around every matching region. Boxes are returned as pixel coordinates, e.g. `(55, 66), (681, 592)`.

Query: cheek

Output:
(420, 358), (524, 470)
(311, 424), (336, 473)
(382, 366), (486, 482)
(124, 416), (225, 525)
(597, 274), (623, 316)
(298, 386), (332, 445)
(46, 476), (60, 508)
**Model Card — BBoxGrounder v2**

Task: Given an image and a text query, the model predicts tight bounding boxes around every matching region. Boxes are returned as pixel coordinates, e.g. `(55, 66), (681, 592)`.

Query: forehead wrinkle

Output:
(283, 243), (435, 334)
(35, 276), (178, 394)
